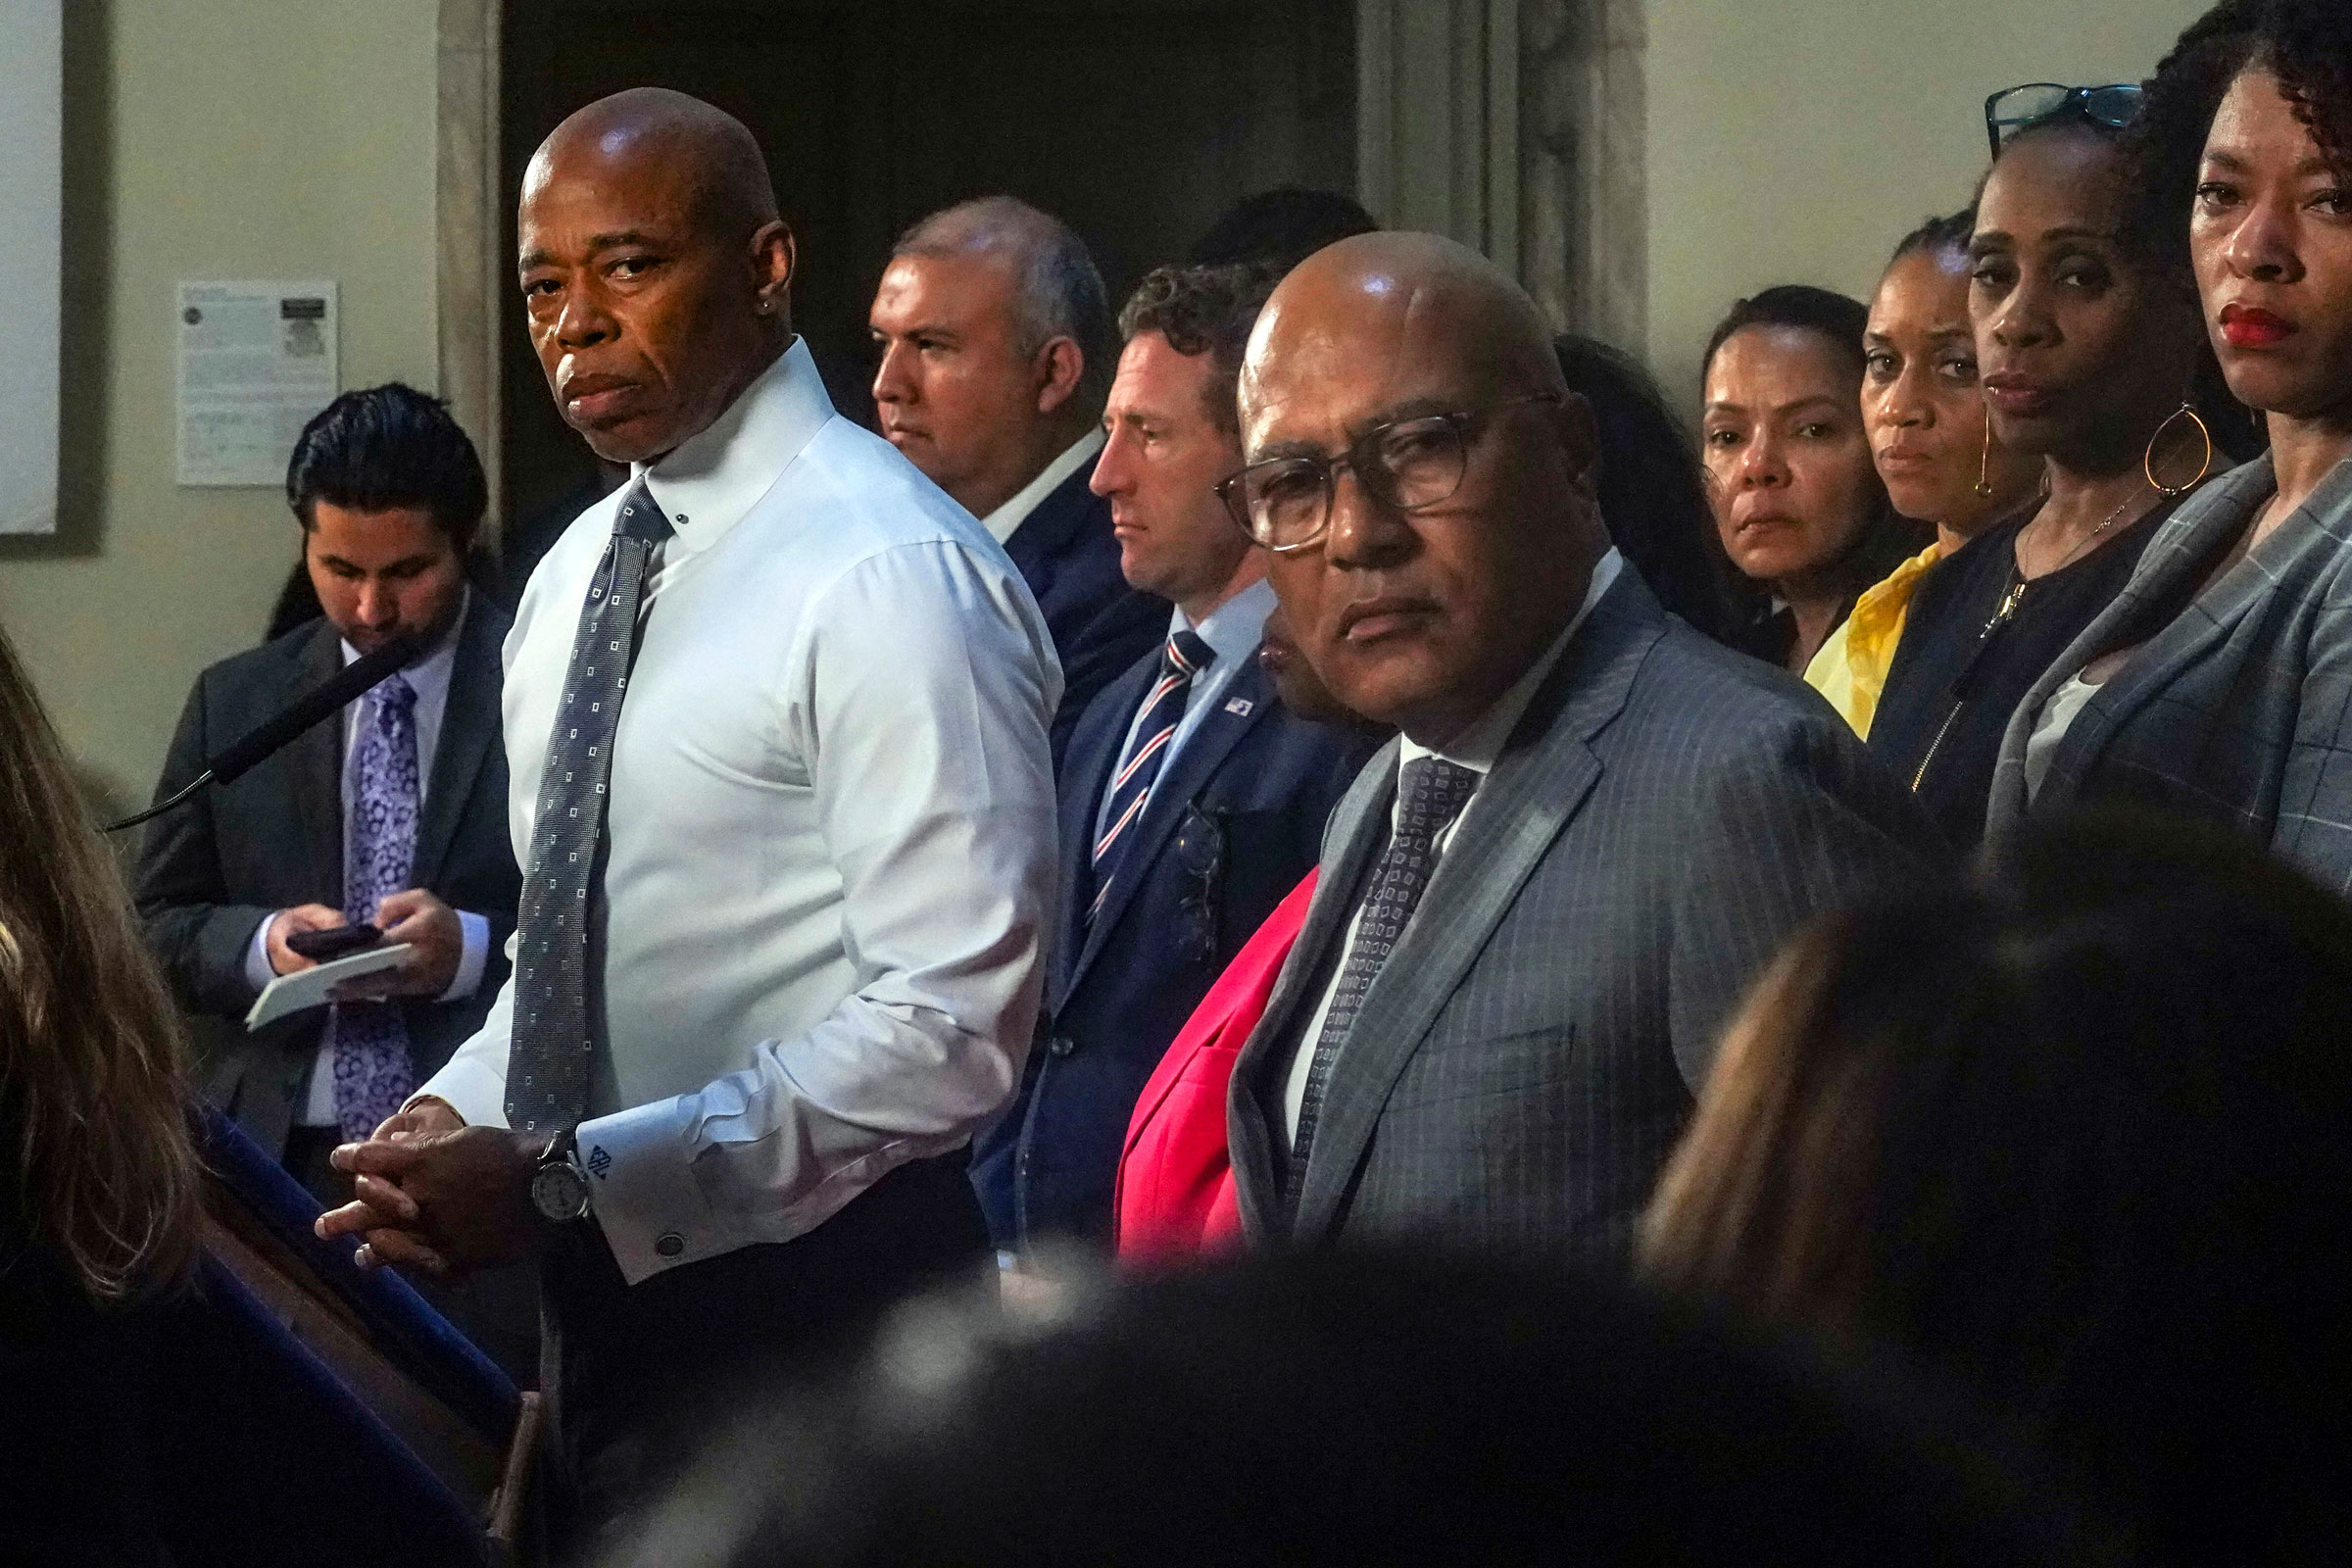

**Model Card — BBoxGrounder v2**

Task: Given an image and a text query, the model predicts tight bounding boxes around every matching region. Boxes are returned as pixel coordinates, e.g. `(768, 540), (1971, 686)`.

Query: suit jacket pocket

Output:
(1380, 1024), (1577, 1112)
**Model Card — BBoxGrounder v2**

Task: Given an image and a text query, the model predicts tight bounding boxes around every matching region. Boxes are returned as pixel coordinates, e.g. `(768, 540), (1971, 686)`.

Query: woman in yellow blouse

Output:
(1808, 212), (2043, 734)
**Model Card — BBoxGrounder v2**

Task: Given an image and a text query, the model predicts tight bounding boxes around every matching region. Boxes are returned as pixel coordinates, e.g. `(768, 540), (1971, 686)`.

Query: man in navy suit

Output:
(871, 196), (1163, 756)
(972, 264), (1371, 1252)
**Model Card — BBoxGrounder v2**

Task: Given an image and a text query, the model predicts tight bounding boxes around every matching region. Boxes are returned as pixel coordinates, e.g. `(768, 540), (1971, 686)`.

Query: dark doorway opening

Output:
(498, 0), (1356, 552)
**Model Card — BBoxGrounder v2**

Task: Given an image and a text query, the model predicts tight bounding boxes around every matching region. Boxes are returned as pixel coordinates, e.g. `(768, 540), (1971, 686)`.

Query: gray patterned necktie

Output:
(506, 483), (673, 1135)
(1286, 756), (1480, 1210)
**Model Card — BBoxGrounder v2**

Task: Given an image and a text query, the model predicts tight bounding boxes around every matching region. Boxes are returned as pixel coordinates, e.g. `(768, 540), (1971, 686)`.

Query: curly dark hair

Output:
(2126, 0), (2352, 274)
(1115, 263), (1280, 433)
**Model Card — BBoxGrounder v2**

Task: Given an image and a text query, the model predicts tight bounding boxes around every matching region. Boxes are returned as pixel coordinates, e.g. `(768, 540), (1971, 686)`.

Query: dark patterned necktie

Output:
(506, 484), (673, 1135)
(1286, 755), (1481, 1208)
(329, 672), (418, 1140)
(1086, 628), (1214, 924)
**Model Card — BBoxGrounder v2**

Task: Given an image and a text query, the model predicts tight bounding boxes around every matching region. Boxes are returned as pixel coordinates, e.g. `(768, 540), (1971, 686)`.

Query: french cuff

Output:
(575, 1098), (714, 1286)
(409, 1054), (510, 1130)
(243, 913), (281, 997)
(439, 911), (492, 1002)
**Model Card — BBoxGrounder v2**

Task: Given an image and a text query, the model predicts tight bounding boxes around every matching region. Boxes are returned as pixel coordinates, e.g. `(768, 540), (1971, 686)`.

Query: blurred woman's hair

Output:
(1643, 808), (2352, 1562)
(1553, 333), (1749, 647)
(0, 628), (201, 1301)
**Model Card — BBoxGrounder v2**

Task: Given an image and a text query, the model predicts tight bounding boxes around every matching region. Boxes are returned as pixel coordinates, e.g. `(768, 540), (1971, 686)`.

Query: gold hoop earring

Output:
(2144, 401), (2213, 498)
(1974, 409), (1996, 499)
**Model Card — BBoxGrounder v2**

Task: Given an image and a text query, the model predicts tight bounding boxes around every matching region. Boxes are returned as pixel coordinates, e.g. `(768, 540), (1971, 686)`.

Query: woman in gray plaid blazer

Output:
(1985, 7), (2352, 891)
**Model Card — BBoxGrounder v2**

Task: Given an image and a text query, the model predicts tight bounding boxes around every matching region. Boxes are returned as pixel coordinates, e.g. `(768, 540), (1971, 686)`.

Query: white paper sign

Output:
(0, 0), (62, 533)
(175, 280), (339, 487)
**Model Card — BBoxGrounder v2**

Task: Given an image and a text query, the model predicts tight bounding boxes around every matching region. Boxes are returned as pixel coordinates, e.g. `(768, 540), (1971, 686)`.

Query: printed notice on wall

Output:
(175, 281), (338, 487)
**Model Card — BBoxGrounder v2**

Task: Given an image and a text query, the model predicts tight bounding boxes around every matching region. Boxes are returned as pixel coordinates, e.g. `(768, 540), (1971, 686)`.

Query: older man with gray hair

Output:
(872, 196), (1162, 754)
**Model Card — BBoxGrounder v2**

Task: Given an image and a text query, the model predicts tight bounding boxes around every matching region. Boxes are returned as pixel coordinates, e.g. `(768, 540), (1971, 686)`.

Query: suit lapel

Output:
(411, 600), (505, 887)
(1052, 653), (1154, 1003)
(1064, 660), (1280, 997)
(287, 622), (347, 909)
(1291, 577), (1665, 1243)
(2040, 461), (2278, 803)
(1001, 459), (1097, 582)
(1228, 741), (1397, 1242)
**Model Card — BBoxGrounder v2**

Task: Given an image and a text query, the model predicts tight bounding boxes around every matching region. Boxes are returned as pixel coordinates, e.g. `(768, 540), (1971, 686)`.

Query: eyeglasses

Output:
(1215, 392), (1562, 554)
(1983, 82), (2143, 158)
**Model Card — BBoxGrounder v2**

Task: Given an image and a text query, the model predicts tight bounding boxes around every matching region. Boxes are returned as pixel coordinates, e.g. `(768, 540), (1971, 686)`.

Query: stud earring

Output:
(2143, 400), (2214, 498)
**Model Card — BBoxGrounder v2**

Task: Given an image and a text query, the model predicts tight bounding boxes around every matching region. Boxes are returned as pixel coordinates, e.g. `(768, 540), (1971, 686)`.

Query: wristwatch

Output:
(529, 1126), (593, 1225)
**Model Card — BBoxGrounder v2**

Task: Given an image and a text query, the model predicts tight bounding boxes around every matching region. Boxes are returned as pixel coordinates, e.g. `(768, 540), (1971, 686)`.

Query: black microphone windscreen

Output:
(204, 635), (424, 786)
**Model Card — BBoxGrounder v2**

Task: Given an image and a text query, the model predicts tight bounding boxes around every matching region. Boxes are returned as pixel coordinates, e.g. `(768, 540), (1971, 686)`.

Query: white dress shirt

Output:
(979, 427), (1104, 547)
(239, 592), (493, 1126)
(1092, 575), (1277, 843)
(417, 340), (1061, 1286)
(1280, 549), (1623, 1138)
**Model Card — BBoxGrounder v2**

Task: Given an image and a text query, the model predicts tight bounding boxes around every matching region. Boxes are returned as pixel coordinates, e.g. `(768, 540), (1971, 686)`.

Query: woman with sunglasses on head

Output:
(1983, 0), (2352, 888)
(1700, 287), (1933, 675)
(1807, 212), (2046, 737)
(1866, 82), (2252, 853)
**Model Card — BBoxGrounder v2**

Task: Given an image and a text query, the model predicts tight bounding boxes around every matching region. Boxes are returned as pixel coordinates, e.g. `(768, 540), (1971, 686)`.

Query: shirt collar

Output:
(1175, 575), (1277, 671)
(340, 585), (468, 714)
(1399, 547), (1623, 777)
(981, 427), (1104, 545)
(634, 338), (834, 556)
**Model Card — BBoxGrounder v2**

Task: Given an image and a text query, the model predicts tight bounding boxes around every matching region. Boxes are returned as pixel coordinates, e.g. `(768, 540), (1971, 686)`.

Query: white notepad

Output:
(244, 944), (414, 1031)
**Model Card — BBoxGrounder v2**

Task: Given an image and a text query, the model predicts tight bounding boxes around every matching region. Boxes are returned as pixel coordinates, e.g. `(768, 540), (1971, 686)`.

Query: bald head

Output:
(1234, 230), (1604, 750)
(517, 89), (796, 465)
(529, 88), (779, 246)
(1240, 232), (1566, 440)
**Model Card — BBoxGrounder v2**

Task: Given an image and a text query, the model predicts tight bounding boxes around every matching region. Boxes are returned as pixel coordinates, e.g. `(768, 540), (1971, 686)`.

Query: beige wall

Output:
(0, 0), (438, 812)
(1642, 0), (2210, 407)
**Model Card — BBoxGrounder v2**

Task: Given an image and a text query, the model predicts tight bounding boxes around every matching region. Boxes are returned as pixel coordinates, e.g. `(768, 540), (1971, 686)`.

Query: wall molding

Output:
(1357, 0), (1646, 349)
(436, 0), (503, 542)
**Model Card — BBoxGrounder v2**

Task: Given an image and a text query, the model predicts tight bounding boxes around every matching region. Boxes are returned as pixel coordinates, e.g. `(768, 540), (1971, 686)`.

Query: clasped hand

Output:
(313, 1100), (543, 1278)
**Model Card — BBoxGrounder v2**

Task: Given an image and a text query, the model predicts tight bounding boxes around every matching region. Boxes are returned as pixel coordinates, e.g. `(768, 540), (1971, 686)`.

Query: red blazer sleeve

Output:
(1114, 870), (1319, 1265)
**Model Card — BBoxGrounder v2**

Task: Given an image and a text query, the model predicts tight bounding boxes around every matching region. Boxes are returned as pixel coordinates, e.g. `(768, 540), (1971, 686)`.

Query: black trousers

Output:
(540, 1150), (991, 1558)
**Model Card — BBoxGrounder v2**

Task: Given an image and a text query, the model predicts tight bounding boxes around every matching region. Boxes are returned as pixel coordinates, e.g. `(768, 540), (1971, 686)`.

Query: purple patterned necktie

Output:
(330, 671), (419, 1140)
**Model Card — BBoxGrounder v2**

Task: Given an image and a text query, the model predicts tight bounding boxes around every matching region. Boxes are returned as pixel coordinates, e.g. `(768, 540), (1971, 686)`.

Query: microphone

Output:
(105, 634), (423, 833)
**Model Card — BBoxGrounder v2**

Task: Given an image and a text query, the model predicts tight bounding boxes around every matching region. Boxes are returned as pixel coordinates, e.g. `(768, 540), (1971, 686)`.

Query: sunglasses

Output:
(1983, 82), (2143, 158)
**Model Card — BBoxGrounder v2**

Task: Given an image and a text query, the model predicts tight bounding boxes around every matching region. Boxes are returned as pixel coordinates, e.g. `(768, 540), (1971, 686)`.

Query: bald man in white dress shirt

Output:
(318, 89), (1058, 1544)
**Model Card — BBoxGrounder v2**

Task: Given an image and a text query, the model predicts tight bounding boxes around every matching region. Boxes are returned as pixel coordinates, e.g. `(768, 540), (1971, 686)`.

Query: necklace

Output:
(2028, 480), (2151, 579)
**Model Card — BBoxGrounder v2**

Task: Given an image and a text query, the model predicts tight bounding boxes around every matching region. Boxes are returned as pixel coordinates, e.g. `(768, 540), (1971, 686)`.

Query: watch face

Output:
(530, 1159), (590, 1223)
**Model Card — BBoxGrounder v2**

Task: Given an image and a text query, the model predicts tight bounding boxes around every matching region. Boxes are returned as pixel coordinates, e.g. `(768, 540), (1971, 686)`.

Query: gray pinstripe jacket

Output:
(1984, 452), (2352, 893)
(1226, 569), (1938, 1258)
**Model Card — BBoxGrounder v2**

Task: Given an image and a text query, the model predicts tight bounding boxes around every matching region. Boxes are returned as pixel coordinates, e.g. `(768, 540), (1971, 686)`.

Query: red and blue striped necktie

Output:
(1088, 628), (1215, 923)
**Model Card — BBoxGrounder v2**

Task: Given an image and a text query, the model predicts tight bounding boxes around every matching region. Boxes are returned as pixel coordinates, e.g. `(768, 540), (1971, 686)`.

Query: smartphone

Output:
(286, 922), (383, 962)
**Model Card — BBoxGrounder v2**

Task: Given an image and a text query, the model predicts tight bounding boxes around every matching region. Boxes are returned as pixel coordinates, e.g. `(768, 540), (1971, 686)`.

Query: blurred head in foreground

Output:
(606, 1250), (2124, 1567)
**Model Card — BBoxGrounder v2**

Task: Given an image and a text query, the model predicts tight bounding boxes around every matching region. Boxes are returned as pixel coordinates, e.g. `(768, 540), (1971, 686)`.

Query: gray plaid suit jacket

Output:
(1226, 568), (1938, 1258)
(1984, 453), (2352, 895)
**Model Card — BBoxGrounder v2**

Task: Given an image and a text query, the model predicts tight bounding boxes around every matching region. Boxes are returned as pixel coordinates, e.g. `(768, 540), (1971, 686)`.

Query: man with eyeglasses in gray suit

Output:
(1223, 232), (1938, 1260)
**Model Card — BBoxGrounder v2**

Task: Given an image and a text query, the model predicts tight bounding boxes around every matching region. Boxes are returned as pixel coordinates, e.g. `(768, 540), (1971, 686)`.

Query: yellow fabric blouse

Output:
(1802, 542), (1945, 739)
